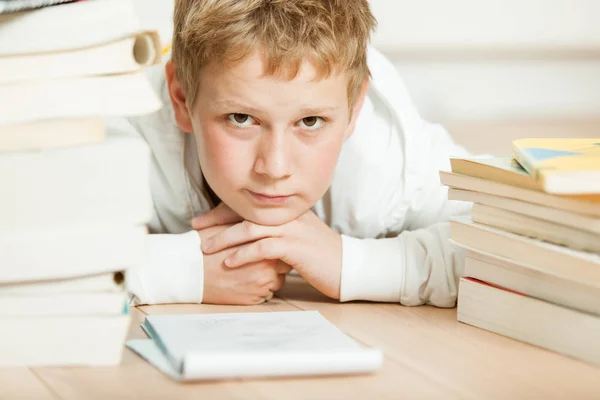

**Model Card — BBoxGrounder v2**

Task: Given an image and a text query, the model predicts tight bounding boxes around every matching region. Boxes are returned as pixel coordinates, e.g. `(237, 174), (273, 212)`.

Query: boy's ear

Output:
(344, 79), (370, 140)
(165, 60), (194, 133)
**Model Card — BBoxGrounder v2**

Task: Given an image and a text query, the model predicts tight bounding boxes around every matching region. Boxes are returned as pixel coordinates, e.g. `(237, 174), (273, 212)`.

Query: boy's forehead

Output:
(200, 49), (344, 88)
(197, 50), (349, 108)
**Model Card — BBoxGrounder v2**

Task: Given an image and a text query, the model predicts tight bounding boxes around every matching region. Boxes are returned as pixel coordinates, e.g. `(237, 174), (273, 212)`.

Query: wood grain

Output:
(0, 368), (58, 400)
(277, 276), (600, 399)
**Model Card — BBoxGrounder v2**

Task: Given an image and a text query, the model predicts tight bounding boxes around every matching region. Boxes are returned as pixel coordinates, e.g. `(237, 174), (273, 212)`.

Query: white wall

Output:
(370, 0), (600, 125)
(370, 0), (600, 51)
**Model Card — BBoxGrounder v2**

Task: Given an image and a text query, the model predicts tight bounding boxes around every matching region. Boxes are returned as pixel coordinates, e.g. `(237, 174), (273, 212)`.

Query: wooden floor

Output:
(3, 276), (600, 399)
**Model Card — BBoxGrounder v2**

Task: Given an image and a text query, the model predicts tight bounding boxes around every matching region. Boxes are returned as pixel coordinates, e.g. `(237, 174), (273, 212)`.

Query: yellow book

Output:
(511, 138), (600, 195)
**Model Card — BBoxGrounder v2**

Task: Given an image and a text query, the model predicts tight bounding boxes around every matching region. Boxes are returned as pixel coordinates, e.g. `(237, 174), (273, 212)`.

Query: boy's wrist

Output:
(339, 235), (403, 303)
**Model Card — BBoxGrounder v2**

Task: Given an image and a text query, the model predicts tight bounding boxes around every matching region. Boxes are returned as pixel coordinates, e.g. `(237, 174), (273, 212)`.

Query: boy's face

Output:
(168, 51), (366, 226)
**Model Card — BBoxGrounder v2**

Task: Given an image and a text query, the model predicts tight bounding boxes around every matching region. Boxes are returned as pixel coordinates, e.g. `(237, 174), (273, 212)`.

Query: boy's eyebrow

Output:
(210, 100), (262, 115)
(210, 100), (340, 115)
(298, 106), (341, 115)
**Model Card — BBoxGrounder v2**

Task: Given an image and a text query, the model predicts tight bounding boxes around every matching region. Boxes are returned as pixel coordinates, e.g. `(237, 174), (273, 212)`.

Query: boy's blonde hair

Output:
(172, 0), (376, 109)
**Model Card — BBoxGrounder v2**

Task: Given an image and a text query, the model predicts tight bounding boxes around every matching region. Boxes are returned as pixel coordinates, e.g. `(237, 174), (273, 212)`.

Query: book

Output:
(0, 0), (140, 55)
(0, 271), (125, 294)
(0, 118), (104, 152)
(471, 203), (600, 253)
(127, 311), (383, 380)
(0, 0), (75, 14)
(0, 225), (146, 283)
(0, 135), (152, 230)
(512, 138), (600, 194)
(449, 157), (600, 203)
(451, 157), (544, 191)
(0, 71), (162, 126)
(0, 292), (127, 316)
(458, 277), (600, 366)
(464, 250), (600, 316)
(449, 216), (600, 286)
(0, 32), (161, 84)
(0, 314), (130, 366)
(440, 171), (600, 217)
(448, 188), (600, 235)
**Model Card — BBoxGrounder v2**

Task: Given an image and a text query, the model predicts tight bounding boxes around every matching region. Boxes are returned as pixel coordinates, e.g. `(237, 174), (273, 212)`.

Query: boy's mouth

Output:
(246, 190), (293, 205)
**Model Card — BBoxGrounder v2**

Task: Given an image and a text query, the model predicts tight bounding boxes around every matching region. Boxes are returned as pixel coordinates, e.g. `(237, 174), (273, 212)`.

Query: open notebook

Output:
(126, 311), (383, 381)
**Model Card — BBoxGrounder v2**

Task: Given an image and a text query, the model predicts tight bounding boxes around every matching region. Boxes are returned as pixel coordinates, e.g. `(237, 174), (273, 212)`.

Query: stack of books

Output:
(442, 138), (600, 365)
(0, 0), (162, 366)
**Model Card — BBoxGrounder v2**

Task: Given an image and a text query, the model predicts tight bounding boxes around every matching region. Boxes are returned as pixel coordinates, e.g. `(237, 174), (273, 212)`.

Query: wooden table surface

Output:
(2, 275), (600, 400)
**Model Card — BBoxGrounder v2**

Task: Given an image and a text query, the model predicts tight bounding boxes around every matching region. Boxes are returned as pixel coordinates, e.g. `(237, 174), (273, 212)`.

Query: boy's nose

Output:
(253, 130), (292, 180)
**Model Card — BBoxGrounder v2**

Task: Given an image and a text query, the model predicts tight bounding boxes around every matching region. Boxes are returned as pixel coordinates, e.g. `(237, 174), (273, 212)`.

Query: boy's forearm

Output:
(339, 223), (465, 307)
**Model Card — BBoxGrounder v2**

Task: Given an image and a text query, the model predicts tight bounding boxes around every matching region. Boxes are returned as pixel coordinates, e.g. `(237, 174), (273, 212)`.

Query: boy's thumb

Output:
(191, 203), (242, 230)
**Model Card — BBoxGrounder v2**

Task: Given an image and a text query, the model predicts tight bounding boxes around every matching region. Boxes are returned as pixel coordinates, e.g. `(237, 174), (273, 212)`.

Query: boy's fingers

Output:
(202, 221), (282, 253)
(191, 203), (242, 229)
(223, 238), (286, 268)
(276, 261), (293, 274)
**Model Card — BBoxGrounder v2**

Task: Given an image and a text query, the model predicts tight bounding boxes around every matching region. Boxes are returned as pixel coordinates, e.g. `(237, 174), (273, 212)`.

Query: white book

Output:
(449, 188), (600, 234)
(458, 277), (600, 366)
(464, 250), (600, 316)
(127, 311), (383, 381)
(0, 291), (127, 316)
(0, 0), (75, 14)
(0, 71), (161, 126)
(0, 32), (161, 84)
(471, 203), (600, 253)
(0, 118), (105, 152)
(0, 225), (146, 283)
(0, 135), (152, 230)
(450, 216), (600, 286)
(0, 0), (141, 55)
(0, 271), (124, 294)
(0, 314), (130, 366)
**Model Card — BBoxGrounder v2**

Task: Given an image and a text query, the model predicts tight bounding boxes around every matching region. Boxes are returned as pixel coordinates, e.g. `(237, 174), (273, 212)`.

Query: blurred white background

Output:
(134, 0), (600, 155)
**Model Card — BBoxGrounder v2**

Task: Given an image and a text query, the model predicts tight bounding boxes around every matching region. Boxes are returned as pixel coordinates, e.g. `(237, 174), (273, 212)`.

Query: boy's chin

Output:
(238, 207), (304, 226)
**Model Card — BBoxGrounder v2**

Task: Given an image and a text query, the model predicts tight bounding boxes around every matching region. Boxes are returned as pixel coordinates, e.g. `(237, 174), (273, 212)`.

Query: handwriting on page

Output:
(148, 311), (360, 353)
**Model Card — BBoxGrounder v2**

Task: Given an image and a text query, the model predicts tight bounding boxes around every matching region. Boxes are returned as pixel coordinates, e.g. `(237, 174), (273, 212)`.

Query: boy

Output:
(111, 0), (471, 306)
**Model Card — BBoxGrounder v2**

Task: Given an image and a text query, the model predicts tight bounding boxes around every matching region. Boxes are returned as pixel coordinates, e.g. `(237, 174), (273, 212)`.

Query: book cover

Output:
(449, 156), (600, 203)
(451, 157), (540, 190)
(0, 135), (152, 230)
(127, 311), (383, 380)
(458, 277), (600, 366)
(449, 188), (600, 234)
(464, 251), (600, 316)
(0, 0), (140, 55)
(449, 215), (600, 285)
(0, 0), (76, 14)
(511, 138), (600, 194)
(441, 170), (600, 217)
(471, 202), (600, 253)
(0, 314), (130, 366)
(0, 31), (161, 85)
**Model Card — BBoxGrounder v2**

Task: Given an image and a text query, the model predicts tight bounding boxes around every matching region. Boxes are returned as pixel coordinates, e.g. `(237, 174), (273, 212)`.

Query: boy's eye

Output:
(228, 113), (255, 127)
(298, 116), (324, 130)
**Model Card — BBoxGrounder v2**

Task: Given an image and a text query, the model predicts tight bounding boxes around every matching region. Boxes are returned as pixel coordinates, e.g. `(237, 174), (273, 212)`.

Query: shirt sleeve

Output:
(340, 223), (464, 306)
(339, 119), (472, 307)
(127, 231), (205, 305)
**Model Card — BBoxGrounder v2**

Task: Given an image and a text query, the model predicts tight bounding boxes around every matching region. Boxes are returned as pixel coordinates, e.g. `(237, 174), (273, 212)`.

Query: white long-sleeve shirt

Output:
(108, 47), (472, 307)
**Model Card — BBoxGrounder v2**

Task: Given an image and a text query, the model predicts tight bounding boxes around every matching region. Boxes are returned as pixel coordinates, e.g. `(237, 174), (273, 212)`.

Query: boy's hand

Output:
(200, 211), (342, 299)
(192, 202), (242, 230)
(197, 224), (292, 305)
